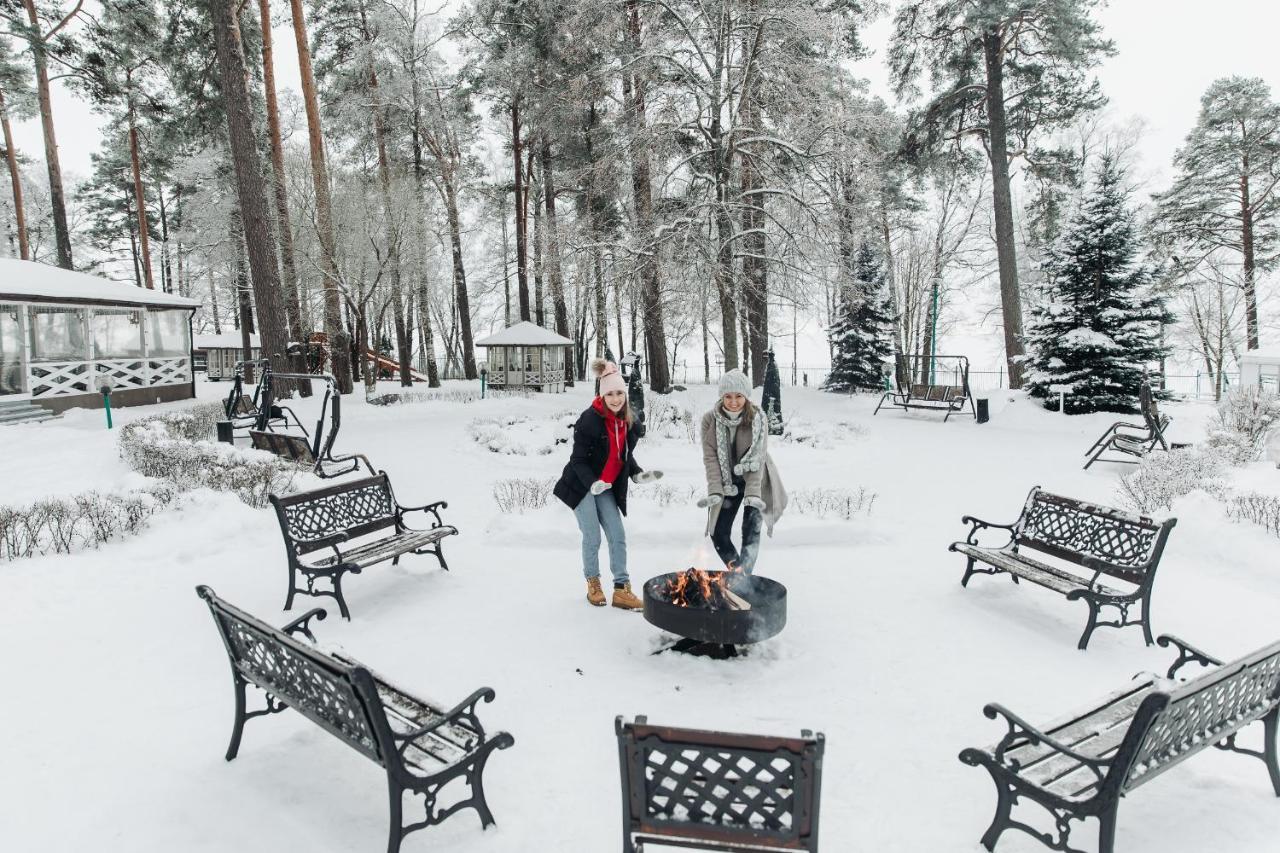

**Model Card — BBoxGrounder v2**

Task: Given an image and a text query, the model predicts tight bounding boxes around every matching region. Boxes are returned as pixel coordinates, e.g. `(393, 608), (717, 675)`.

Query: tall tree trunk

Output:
(441, 182), (476, 377)
(0, 85), (29, 259)
(21, 0), (72, 268)
(289, 0), (350, 390)
(209, 0), (290, 376)
(623, 0), (671, 390)
(209, 266), (221, 333)
(499, 192), (511, 325)
(258, 0), (308, 378)
(416, 276), (439, 385)
(982, 30), (1026, 388)
(231, 209), (255, 362)
(1241, 159), (1259, 350)
(125, 189), (141, 287)
(739, 111), (766, 384)
(158, 186), (172, 292)
(512, 98), (530, 320)
(530, 150), (544, 327)
(539, 141), (571, 341)
(126, 82), (155, 289)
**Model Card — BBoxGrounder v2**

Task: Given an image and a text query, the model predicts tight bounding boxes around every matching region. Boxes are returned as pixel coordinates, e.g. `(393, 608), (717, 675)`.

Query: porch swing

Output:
(222, 358), (306, 434)
(874, 353), (976, 422)
(248, 366), (375, 479)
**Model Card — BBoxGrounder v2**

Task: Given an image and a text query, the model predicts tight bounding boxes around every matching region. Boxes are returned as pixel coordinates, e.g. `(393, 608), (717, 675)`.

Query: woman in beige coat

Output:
(698, 369), (787, 574)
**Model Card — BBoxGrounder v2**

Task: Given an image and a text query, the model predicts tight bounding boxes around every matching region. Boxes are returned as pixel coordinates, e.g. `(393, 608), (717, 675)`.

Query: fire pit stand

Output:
(643, 571), (787, 658)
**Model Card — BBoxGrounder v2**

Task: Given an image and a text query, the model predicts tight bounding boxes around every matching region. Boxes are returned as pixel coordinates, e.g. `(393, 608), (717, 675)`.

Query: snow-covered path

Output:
(3, 382), (1278, 852)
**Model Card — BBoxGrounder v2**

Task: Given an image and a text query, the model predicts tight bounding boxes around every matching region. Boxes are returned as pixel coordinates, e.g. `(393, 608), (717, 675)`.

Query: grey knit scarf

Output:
(713, 403), (765, 497)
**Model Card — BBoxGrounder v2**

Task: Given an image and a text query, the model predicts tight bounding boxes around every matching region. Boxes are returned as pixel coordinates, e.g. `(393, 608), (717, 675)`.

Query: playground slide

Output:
(365, 349), (429, 383)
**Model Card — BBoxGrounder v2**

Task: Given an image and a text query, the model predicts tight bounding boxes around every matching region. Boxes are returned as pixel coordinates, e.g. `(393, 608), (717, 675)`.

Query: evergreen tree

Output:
(1025, 157), (1172, 414)
(761, 348), (783, 436)
(823, 241), (893, 393)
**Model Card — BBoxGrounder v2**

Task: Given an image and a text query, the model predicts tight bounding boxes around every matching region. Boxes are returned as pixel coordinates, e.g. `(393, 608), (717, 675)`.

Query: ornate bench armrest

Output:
(281, 607), (327, 642)
(984, 703), (1113, 784)
(1157, 634), (1223, 679)
(295, 531), (350, 551)
(393, 686), (495, 750)
(956, 515), (1017, 548)
(397, 501), (448, 529)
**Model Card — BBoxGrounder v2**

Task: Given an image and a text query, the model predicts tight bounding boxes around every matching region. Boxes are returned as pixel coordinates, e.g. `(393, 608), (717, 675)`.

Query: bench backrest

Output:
(1117, 639), (1280, 793)
(270, 474), (398, 554)
(196, 585), (393, 765)
(1014, 489), (1175, 585)
(251, 429), (317, 465)
(616, 716), (823, 852)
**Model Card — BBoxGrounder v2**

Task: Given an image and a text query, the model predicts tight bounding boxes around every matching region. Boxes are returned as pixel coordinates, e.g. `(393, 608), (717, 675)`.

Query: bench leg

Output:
(1078, 600), (1101, 650)
(434, 541), (451, 572)
(332, 570), (352, 620)
(386, 781), (404, 853)
(284, 565), (299, 612)
(1264, 707), (1280, 796)
(1098, 806), (1118, 853)
(1140, 593), (1155, 646)
(960, 557), (977, 587)
(225, 675), (248, 761)
(978, 777), (1014, 851)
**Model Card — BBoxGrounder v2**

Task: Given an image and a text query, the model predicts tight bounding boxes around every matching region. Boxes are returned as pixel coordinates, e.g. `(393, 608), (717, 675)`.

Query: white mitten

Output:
(590, 480), (610, 495)
(743, 496), (766, 511)
(631, 470), (664, 484)
(696, 493), (724, 509)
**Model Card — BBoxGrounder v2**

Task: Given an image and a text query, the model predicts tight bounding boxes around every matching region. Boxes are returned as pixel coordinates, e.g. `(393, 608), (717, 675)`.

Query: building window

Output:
(29, 307), (87, 361)
(148, 310), (190, 357)
(91, 309), (144, 358)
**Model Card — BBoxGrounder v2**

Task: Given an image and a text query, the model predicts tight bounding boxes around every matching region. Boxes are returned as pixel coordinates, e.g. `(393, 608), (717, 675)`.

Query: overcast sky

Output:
(10, 1), (1280, 196)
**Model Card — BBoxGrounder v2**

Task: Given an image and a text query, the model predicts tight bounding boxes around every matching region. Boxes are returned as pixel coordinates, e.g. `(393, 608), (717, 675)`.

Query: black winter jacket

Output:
(553, 407), (643, 514)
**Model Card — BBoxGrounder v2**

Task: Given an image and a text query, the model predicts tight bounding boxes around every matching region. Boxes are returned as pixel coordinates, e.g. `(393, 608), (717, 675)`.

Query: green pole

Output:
(102, 390), (113, 429)
(929, 279), (940, 384)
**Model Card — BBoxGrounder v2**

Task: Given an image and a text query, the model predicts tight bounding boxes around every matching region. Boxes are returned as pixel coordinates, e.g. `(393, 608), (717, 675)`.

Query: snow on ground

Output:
(3, 378), (1279, 852)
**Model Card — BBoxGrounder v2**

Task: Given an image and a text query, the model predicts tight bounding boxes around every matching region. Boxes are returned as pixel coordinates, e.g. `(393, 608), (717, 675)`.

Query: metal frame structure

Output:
(616, 716), (824, 853)
(959, 634), (1280, 853)
(874, 353), (976, 422)
(268, 473), (458, 619)
(221, 359), (301, 434)
(950, 487), (1177, 649)
(1083, 383), (1173, 469)
(196, 586), (513, 853)
(251, 365), (374, 478)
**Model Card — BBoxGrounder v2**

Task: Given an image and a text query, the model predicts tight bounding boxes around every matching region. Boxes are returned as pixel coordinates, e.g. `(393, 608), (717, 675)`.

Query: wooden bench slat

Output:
(951, 544), (1125, 597)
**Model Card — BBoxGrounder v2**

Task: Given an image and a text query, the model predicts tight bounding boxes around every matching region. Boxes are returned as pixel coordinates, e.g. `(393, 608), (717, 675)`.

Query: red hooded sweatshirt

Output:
(592, 396), (627, 485)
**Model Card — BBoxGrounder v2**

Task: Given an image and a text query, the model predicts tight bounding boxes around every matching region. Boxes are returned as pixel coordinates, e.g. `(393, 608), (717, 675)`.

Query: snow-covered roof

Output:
(474, 321), (574, 347)
(195, 333), (260, 350)
(1241, 347), (1280, 363)
(0, 259), (199, 309)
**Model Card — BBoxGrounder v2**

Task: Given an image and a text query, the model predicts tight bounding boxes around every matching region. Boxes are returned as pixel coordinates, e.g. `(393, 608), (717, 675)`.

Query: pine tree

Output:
(761, 348), (783, 436)
(1025, 157), (1173, 414)
(823, 241), (893, 393)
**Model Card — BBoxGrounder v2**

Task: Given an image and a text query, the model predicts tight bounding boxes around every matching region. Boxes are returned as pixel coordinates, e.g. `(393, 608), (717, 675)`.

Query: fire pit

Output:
(643, 569), (787, 657)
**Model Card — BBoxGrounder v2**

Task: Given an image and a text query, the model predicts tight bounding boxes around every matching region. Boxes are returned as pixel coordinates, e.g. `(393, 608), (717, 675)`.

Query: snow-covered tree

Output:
(1025, 157), (1172, 414)
(823, 241), (893, 393)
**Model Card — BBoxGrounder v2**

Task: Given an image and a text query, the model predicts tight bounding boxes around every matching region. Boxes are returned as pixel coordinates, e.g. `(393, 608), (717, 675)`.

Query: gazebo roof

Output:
(475, 321), (573, 347)
(0, 258), (199, 309)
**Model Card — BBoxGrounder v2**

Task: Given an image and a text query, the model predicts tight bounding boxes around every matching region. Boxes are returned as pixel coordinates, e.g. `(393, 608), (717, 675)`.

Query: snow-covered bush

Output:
(780, 418), (866, 449)
(789, 487), (877, 519)
(645, 483), (698, 507)
(1205, 386), (1280, 464)
(0, 485), (181, 560)
(645, 396), (697, 442)
(467, 416), (558, 455)
(119, 414), (297, 507)
(1225, 492), (1280, 540)
(1115, 447), (1229, 513)
(492, 478), (556, 513)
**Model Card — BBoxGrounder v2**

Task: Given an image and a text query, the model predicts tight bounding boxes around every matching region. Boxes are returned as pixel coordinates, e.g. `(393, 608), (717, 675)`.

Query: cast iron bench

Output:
(1084, 382), (1174, 469)
(950, 487), (1177, 649)
(197, 586), (513, 853)
(959, 633), (1280, 853)
(616, 715), (824, 852)
(269, 472), (457, 619)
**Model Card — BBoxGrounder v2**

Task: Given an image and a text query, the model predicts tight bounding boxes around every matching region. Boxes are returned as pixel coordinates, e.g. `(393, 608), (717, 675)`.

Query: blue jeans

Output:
(574, 489), (628, 584)
(711, 491), (763, 574)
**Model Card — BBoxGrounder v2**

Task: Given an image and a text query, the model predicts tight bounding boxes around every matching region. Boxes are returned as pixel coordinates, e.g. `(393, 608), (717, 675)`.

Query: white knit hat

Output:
(592, 358), (627, 395)
(718, 369), (751, 398)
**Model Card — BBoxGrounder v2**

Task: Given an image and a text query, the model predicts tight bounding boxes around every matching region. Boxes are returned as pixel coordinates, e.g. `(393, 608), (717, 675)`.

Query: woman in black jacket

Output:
(553, 359), (661, 609)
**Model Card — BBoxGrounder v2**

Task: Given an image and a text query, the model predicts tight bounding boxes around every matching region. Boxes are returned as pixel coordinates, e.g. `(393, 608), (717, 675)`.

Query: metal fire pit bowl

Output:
(642, 571), (787, 657)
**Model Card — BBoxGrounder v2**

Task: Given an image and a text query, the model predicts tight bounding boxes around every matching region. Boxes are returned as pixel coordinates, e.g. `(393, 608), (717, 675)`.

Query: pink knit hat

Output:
(592, 358), (627, 395)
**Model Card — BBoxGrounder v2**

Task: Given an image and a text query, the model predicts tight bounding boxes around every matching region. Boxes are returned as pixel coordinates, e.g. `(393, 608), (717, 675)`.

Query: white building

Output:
(194, 332), (260, 380)
(0, 259), (199, 413)
(1239, 348), (1280, 393)
(475, 321), (574, 392)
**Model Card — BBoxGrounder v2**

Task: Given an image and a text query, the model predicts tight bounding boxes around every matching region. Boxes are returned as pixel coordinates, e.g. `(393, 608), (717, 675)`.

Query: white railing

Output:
(29, 357), (191, 398)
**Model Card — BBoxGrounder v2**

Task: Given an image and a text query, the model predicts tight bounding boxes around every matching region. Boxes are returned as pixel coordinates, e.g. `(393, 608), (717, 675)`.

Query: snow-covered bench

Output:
(269, 472), (457, 619)
(1083, 382), (1174, 469)
(615, 715), (825, 853)
(949, 487), (1177, 649)
(959, 633), (1280, 853)
(873, 354), (976, 422)
(196, 586), (512, 853)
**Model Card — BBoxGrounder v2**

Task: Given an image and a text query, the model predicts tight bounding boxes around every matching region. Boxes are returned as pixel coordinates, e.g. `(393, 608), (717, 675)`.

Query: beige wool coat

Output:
(699, 407), (788, 535)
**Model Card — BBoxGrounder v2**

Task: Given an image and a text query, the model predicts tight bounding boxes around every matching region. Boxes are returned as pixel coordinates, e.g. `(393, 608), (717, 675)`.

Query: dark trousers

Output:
(711, 489), (763, 574)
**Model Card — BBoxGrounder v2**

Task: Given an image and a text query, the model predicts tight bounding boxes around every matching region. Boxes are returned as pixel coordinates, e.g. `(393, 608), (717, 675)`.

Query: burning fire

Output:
(662, 563), (749, 610)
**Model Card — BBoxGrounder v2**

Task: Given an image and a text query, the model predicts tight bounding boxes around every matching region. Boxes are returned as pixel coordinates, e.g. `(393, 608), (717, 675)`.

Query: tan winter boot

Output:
(586, 576), (606, 607)
(611, 582), (643, 611)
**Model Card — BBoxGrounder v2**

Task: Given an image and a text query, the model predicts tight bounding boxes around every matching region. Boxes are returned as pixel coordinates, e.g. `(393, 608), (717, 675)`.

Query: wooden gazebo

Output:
(475, 321), (572, 392)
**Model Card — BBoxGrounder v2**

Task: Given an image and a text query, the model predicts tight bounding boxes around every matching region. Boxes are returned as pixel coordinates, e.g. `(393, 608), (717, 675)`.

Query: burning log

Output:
(662, 568), (752, 610)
